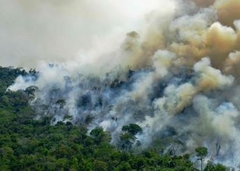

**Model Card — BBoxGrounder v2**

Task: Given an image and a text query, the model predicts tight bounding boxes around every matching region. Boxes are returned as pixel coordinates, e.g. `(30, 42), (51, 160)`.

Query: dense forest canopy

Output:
(0, 67), (226, 170)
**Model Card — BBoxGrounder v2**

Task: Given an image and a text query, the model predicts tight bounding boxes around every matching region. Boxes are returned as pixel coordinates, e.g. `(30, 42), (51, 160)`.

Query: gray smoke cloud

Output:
(0, 0), (162, 67)
(6, 0), (240, 168)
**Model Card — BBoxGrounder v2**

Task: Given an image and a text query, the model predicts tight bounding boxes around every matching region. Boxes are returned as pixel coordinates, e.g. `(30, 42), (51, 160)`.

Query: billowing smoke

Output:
(7, 0), (240, 168)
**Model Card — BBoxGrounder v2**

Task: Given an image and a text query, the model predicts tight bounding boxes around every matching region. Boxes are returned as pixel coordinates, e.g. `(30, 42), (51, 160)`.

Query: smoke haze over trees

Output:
(1, 67), (226, 170)
(1, 0), (240, 169)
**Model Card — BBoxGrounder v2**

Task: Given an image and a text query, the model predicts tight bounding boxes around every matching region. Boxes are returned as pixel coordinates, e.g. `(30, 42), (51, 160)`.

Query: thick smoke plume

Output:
(7, 0), (240, 168)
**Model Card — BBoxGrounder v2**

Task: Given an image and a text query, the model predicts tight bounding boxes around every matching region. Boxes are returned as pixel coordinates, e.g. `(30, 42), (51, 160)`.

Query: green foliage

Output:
(195, 147), (208, 171)
(122, 123), (142, 136)
(0, 67), (27, 94)
(119, 123), (142, 151)
(195, 147), (208, 159)
(120, 132), (135, 141)
(90, 127), (110, 145)
(0, 66), (225, 170)
(204, 161), (226, 171)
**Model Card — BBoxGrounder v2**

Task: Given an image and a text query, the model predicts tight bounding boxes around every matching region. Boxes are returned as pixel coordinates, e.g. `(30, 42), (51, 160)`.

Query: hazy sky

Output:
(0, 0), (163, 67)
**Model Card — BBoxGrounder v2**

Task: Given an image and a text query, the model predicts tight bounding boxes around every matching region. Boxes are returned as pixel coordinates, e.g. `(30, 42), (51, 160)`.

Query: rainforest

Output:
(1, 0), (240, 170)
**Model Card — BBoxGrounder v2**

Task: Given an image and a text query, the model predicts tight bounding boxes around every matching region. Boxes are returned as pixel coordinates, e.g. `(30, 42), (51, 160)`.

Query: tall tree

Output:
(195, 147), (208, 171)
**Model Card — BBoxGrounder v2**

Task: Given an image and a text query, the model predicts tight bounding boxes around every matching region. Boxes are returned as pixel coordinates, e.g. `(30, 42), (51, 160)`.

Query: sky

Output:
(0, 0), (167, 67)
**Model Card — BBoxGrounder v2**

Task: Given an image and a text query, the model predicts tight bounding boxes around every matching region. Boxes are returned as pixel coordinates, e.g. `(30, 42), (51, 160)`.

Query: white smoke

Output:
(6, 0), (240, 168)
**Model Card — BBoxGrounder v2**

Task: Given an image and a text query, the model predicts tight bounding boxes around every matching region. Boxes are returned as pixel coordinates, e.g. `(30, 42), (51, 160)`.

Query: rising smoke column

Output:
(7, 0), (240, 168)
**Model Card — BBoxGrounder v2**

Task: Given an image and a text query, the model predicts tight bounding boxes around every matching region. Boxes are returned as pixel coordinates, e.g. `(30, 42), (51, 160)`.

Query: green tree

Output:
(204, 161), (226, 171)
(90, 127), (110, 145)
(120, 124), (142, 151)
(195, 147), (208, 171)
(122, 123), (142, 136)
(114, 161), (133, 171)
